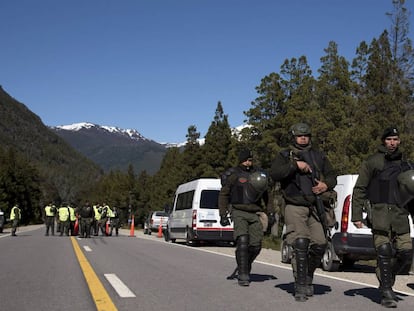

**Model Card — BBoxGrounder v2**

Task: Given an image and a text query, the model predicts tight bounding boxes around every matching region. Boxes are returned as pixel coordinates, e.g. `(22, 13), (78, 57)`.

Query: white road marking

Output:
(83, 245), (92, 252)
(104, 273), (136, 298)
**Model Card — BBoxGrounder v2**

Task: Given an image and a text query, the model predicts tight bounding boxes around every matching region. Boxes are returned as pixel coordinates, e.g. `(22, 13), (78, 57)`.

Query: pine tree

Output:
(199, 102), (234, 177)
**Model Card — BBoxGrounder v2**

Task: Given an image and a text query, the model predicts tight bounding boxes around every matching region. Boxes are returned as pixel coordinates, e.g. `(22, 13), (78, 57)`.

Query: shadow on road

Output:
(344, 287), (410, 305)
(275, 282), (332, 296)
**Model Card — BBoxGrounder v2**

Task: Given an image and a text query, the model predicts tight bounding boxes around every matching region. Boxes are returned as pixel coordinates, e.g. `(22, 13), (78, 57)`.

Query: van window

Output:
(154, 211), (168, 217)
(176, 190), (195, 211)
(200, 190), (220, 209)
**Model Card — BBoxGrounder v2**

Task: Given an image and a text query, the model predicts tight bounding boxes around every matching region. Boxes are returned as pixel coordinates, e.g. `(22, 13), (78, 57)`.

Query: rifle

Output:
(299, 152), (329, 238)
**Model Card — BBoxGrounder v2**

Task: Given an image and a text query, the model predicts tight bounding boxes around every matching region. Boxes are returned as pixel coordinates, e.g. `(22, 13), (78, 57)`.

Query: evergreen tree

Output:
(316, 41), (358, 174)
(199, 102), (234, 176)
(182, 125), (203, 181)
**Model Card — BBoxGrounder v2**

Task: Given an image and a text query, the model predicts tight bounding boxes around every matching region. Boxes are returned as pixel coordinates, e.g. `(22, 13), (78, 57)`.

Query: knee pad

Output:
(237, 234), (249, 250)
(294, 238), (310, 251)
(309, 243), (326, 257)
(377, 243), (393, 257)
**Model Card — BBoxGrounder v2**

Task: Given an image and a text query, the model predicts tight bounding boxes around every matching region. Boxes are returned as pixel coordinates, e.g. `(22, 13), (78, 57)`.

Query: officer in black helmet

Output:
(270, 123), (337, 302)
(219, 148), (270, 286)
(352, 126), (413, 308)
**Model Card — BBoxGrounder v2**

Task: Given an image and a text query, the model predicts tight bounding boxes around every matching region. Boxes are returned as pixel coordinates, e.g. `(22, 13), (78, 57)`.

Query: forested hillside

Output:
(52, 124), (166, 174)
(0, 86), (103, 223)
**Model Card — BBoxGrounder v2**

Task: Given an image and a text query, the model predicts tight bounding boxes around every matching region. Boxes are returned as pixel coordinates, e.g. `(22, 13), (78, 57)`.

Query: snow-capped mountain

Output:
(53, 122), (149, 142)
(51, 122), (166, 174)
(51, 122), (251, 174)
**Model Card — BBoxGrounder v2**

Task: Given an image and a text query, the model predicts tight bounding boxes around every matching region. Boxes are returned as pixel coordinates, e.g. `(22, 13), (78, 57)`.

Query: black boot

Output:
(248, 245), (261, 274)
(294, 238), (310, 302)
(394, 249), (413, 276)
(377, 243), (397, 308)
(235, 235), (250, 286)
(306, 243), (326, 297)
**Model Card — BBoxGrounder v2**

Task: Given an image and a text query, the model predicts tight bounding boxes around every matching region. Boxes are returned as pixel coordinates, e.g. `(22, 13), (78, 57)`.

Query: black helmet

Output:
(290, 123), (311, 137)
(245, 171), (268, 202)
(397, 170), (414, 207)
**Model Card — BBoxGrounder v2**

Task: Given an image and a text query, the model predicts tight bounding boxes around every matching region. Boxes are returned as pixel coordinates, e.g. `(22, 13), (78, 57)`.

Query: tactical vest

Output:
(228, 167), (258, 205)
(367, 160), (403, 204)
(281, 149), (325, 202)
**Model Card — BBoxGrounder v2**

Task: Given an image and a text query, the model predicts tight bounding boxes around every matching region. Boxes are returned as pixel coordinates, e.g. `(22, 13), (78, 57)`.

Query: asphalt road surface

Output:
(0, 225), (413, 311)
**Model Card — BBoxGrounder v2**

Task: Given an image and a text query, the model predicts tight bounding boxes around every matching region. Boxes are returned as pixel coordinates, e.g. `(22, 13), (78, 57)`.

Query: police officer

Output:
(58, 204), (70, 236)
(93, 204), (101, 236)
(79, 201), (94, 238)
(219, 148), (269, 286)
(68, 204), (77, 236)
(10, 204), (21, 236)
(270, 123), (336, 301)
(44, 203), (56, 236)
(352, 126), (413, 308)
(109, 206), (121, 236)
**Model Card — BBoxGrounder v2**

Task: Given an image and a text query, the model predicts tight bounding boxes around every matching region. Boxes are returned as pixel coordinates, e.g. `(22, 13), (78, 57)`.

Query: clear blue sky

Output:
(1, 0), (413, 143)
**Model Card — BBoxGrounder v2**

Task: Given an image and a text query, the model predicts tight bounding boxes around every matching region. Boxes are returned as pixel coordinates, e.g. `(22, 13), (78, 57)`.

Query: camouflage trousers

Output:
(231, 209), (263, 246)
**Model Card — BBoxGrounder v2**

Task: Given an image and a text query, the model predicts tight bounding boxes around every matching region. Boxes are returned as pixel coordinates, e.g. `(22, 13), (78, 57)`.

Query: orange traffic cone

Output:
(105, 219), (110, 236)
(129, 215), (135, 237)
(157, 219), (163, 238)
(73, 217), (79, 236)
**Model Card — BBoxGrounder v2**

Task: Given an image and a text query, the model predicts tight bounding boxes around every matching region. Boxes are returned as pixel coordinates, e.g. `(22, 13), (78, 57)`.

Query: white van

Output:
(165, 178), (234, 245)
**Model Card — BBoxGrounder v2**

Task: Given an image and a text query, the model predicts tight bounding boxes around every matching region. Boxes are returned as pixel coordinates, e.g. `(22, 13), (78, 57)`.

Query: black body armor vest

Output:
(367, 160), (402, 204)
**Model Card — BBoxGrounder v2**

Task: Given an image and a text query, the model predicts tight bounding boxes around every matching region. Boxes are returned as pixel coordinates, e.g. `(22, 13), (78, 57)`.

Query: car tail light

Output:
(192, 210), (197, 228)
(341, 194), (351, 232)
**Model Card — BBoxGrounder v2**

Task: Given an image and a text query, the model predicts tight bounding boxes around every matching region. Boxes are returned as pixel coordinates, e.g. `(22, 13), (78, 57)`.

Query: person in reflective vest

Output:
(109, 206), (121, 236)
(68, 204), (77, 236)
(44, 203), (56, 236)
(58, 204), (70, 236)
(93, 204), (102, 236)
(10, 205), (21, 236)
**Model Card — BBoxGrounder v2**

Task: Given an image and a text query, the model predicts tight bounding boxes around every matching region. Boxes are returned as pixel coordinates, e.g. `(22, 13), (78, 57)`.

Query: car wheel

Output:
(281, 239), (292, 264)
(322, 241), (340, 272)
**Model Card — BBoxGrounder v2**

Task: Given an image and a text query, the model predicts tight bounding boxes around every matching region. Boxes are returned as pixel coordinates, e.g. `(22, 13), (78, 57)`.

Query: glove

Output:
(268, 213), (276, 228)
(220, 215), (230, 227)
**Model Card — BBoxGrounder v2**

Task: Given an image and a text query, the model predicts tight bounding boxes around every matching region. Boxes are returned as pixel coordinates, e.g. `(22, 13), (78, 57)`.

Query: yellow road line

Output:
(71, 237), (118, 311)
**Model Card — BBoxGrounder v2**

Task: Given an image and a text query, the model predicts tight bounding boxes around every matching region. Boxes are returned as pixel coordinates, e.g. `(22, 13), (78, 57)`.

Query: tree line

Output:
(0, 0), (413, 226)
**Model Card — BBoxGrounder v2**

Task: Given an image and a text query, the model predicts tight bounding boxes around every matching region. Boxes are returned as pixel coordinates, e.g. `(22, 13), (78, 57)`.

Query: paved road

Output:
(0, 225), (413, 311)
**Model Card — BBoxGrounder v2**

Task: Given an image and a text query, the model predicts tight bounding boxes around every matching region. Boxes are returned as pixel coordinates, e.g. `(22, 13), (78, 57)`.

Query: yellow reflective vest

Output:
(10, 206), (21, 221)
(45, 205), (55, 217)
(58, 207), (69, 222)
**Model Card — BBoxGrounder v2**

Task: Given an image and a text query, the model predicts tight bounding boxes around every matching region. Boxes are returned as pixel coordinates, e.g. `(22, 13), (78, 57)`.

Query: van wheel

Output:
(322, 241), (340, 272)
(281, 240), (292, 264)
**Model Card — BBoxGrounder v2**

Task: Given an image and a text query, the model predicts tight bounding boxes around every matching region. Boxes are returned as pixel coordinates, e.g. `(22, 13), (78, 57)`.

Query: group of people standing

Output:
(219, 122), (413, 308)
(43, 202), (121, 238)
